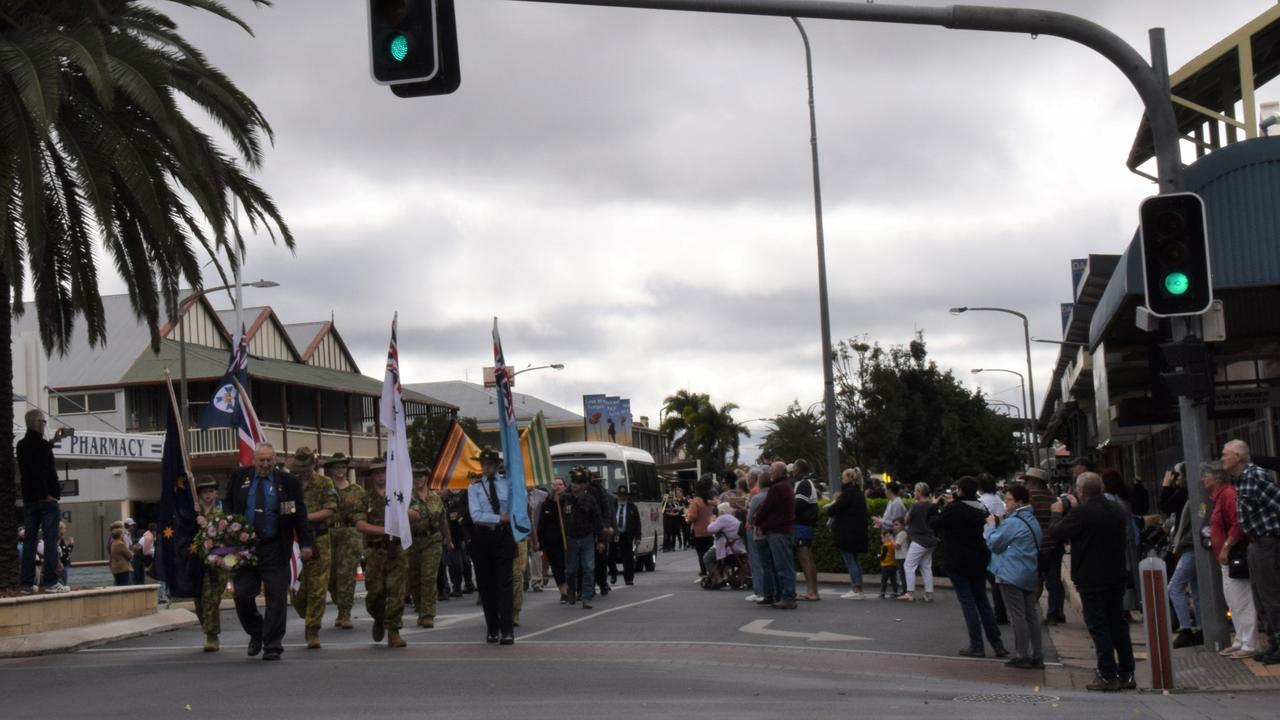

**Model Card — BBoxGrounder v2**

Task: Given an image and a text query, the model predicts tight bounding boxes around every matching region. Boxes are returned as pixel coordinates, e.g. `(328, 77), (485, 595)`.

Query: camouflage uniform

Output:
(358, 492), (407, 636)
(512, 538), (529, 623)
(329, 480), (367, 620)
(291, 472), (337, 629)
(407, 492), (447, 625)
(195, 503), (228, 637)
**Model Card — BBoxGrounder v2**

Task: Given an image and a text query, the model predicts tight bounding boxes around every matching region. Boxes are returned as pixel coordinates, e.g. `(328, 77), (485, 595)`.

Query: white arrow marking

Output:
(738, 619), (870, 642)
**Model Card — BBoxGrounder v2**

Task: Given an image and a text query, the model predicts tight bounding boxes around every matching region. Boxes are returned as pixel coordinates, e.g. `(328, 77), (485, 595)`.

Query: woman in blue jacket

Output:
(985, 484), (1044, 669)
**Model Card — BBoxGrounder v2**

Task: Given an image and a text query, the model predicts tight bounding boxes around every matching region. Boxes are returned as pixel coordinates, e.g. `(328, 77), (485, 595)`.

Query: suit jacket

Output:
(225, 466), (315, 552)
(614, 501), (642, 538)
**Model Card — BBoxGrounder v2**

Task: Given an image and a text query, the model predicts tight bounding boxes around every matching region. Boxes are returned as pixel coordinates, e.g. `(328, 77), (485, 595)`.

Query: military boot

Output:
(372, 617), (385, 642)
(305, 627), (321, 649)
(417, 616), (434, 628)
(387, 630), (406, 648)
(203, 633), (220, 653)
(339, 610), (353, 629)
(334, 610), (348, 629)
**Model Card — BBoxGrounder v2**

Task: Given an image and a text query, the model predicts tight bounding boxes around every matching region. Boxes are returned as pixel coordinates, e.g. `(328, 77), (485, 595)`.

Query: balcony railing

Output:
(139, 425), (387, 460)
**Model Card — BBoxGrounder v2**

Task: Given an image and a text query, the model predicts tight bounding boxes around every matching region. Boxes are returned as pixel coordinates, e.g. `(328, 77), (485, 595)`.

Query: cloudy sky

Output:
(98, 0), (1276, 456)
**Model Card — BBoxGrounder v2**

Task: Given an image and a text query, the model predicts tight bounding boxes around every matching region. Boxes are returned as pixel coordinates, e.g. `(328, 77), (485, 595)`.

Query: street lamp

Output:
(793, 17), (841, 494)
(984, 399), (1031, 463)
(177, 279), (278, 422)
(511, 363), (565, 379)
(972, 367), (1034, 466)
(951, 306), (1040, 466)
(1031, 337), (1087, 347)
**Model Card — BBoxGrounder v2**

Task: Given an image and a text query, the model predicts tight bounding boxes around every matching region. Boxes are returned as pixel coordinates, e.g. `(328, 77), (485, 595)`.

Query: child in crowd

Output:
(893, 519), (909, 594)
(879, 530), (898, 598)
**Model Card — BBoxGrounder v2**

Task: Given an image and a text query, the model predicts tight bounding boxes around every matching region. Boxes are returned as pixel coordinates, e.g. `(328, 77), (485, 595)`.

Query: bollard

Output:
(1140, 556), (1174, 690)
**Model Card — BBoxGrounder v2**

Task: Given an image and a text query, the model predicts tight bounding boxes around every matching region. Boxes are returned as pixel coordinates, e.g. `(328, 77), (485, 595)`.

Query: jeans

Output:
(765, 532), (796, 602)
(755, 538), (776, 601)
(1080, 584), (1135, 679)
(880, 567), (899, 596)
(1168, 551), (1200, 630)
(839, 549), (864, 589)
(567, 535), (596, 601)
(1248, 536), (1280, 649)
(951, 570), (1002, 651)
(1040, 549), (1065, 618)
(745, 529), (766, 598)
(21, 500), (60, 588)
(1000, 583), (1043, 660)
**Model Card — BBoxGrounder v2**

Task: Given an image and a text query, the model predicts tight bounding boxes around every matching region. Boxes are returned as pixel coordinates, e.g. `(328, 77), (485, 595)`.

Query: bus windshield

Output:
(552, 458), (627, 492)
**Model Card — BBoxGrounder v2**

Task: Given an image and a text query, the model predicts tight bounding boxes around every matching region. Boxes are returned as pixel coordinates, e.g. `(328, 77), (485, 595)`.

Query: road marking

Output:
(738, 619), (870, 642)
(518, 593), (674, 641)
(399, 612), (484, 636)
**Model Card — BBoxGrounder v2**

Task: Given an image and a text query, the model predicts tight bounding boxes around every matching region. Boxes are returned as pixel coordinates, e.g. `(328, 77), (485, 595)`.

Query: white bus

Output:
(549, 441), (662, 572)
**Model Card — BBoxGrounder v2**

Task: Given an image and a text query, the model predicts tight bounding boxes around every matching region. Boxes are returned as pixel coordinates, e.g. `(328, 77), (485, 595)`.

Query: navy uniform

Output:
(225, 452), (314, 661)
(468, 448), (516, 645)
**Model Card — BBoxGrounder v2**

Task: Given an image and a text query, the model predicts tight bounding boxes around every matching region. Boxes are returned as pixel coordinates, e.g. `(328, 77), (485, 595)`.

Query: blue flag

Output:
(492, 318), (530, 541)
(199, 328), (249, 431)
(154, 411), (202, 598)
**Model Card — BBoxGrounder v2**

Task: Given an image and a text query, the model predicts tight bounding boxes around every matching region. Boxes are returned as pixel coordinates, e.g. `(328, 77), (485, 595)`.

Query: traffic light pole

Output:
(512, 0), (1223, 649)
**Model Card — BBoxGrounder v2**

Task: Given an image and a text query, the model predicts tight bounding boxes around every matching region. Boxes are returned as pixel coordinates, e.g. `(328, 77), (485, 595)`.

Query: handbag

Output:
(1227, 544), (1249, 580)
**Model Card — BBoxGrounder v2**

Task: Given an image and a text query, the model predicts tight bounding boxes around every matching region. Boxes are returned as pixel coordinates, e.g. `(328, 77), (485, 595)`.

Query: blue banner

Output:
(492, 319), (530, 541)
(154, 412), (201, 598)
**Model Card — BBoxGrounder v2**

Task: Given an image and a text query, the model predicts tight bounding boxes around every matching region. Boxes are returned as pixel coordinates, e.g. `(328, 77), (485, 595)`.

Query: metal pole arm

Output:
(962, 306), (1028, 322)
(510, 0), (1181, 191)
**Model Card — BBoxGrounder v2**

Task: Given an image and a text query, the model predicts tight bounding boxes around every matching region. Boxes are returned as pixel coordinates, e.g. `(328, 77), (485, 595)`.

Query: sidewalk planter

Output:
(0, 585), (158, 637)
(814, 498), (950, 578)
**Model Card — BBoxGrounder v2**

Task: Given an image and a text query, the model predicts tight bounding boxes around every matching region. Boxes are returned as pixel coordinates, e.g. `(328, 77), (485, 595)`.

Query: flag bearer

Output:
(468, 448), (516, 645)
(356, 459), (408, 648)
(325, 453), (364, 629)
(290, 447), (336, 649)
(194, 476), (227, 652)
(407, 465), (452, 628)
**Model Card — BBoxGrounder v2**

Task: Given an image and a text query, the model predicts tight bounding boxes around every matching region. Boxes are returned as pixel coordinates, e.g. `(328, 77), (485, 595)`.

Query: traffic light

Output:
(1139, 192), (1212, 317)
(369, 0), (459, 95)
(1157, 337), (1214, 401)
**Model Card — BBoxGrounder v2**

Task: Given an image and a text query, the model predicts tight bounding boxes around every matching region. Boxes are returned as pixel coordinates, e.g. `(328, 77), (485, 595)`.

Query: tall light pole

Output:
(972, 368), (1033, 467)
(793, 17), (841, 493)
(984, 398), (1030, 463)
(511, 363), (565, 379)
(951, 306), (1039, 466)
(177, 279), (278, 422)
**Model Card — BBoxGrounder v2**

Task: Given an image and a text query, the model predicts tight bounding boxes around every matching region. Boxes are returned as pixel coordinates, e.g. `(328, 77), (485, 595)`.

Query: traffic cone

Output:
(356, 562), (365, 582)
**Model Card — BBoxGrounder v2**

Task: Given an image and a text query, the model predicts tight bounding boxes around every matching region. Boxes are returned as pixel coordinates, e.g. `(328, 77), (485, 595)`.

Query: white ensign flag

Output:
(380, 313), (413, 549)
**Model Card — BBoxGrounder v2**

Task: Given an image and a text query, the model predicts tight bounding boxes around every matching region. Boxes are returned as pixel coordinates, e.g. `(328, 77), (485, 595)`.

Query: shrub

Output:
(814, 497), (950, 578)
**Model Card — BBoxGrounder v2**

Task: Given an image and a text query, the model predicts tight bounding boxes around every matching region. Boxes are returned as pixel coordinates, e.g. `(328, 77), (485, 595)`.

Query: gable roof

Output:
(284, 321), (361, 372)
(215, 306), (303, 362)
(405, 380), (582, 428)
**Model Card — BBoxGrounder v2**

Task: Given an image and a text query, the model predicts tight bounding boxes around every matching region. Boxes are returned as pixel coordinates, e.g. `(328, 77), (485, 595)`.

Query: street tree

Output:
(834, 332), (1023, 488)
(0, 1), (293, 589)
(760, 401), (830, 481)
(660, 390), (749, 474)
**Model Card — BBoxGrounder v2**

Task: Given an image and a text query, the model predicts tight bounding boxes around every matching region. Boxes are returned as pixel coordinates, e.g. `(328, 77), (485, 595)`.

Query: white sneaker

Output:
(44, 583), (70, 594)
(744, 594), (761, 602)
(1219, 643), (1242, 656)
(840, 591), (866, 600)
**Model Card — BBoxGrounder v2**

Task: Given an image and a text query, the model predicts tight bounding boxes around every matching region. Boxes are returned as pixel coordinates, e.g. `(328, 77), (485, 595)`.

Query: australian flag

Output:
(492, 318), (530, 541)
(198, 327), (262, 466)
(154, 411), (202, 598)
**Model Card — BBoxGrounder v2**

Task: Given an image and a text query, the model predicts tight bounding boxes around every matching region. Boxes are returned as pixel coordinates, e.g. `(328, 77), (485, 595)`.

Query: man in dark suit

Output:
(225, 442), (314, 661)
(610, 485), (643, 586)
(1050, 471), (1134, 692)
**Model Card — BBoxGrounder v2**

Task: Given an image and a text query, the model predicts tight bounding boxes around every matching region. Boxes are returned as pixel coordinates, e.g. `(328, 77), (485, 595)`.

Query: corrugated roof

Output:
(13, 293), (189, 389)
(120, 339), (456, 409)
(406, 380), (581, 427)
(284, 322), (326, 356)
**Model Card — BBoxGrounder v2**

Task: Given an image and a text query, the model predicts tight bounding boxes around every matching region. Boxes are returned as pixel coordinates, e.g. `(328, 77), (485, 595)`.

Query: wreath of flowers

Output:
(194, 513), (258, 570)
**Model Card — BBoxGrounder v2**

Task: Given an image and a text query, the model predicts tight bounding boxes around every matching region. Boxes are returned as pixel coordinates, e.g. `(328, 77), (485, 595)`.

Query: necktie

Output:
(250, 476), (267, 537)
(487, 477), (500, 514)
(617, 504), (625, 531)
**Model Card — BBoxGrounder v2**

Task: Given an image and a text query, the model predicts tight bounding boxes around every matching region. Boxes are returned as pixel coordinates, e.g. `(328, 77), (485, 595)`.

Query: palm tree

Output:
(659, 390), (748, 473)
(0, 1), (293, 589)
(760, 402), (828, 480)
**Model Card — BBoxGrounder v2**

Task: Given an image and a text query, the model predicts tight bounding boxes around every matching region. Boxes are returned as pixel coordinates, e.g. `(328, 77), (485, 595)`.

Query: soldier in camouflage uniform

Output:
(324, 453), (364, 629)
(288, 448), (336, 649)
(194, 476), (228, 652)
(407, 466), (452, 628)
(355, 459), (408, 647)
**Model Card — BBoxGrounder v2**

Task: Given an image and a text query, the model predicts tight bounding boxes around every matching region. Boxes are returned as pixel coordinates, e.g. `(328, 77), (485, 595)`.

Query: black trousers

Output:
(692, 536), (713, 575)
(469, 526), (515, 636)
(233, 540), (290, 654)
(447, 541), (473, 591)
(611, 534), (636, 583)
(987, 571), (1008, 620)
(1080, 584), (1135, 679)
(544, 542), (567, 586)
(595, 545), (611, 592)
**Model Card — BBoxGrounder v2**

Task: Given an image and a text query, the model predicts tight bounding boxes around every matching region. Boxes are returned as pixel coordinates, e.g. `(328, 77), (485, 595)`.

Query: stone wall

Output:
(0, 585), (158, 637)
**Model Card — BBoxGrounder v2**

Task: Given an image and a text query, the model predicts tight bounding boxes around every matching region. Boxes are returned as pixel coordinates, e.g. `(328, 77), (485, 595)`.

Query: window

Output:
(55, 392), (116, 416)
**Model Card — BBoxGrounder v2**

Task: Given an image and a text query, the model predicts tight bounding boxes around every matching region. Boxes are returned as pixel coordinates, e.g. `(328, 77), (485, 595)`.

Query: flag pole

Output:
(162, 370), (195, 509)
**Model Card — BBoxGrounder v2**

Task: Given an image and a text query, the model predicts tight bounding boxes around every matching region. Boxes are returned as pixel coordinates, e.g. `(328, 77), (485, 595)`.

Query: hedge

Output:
(812, 498), (950, 579)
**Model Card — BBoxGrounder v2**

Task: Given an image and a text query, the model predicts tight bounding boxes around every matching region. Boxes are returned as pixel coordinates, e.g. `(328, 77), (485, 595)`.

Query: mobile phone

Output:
(61, 427), (75, 437)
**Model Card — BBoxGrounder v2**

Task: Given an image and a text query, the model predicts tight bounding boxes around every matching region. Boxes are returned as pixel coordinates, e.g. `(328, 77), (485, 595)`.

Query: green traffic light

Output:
(389, 33), (409, 62)
(1164, 271), (1190, 296)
